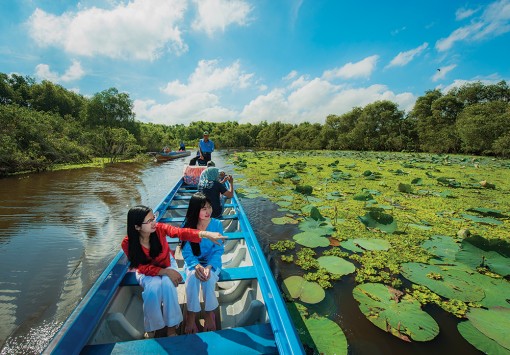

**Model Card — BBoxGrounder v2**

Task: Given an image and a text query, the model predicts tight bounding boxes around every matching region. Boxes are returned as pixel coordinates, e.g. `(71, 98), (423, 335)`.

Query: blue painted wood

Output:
(81, 323), (277, 355)
(160, 213), (238, 223)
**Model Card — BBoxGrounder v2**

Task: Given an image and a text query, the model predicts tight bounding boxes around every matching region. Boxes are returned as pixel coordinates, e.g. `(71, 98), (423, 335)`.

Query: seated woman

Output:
(182, 193), (225, 333)
(121, 205), (225, 338)
(197, 167), (234, 218)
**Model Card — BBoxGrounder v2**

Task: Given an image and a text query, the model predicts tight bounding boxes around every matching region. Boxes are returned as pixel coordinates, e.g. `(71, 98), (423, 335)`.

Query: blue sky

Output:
(1, 0), (509, 126)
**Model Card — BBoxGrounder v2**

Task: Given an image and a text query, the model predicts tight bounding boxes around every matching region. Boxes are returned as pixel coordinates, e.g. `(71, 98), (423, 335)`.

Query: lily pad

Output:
(351, 238), (391, 251)
(282, 275), (325, 304)
(401, 263), (485, 302)
(353, 283), (439, 342)
(461, 213), (503, 225)
(422, 235), (461, 261)
(340, 239), (364, 253)
(271, 216), (298, 225)
(304, 317), (348, 355)
(358, 211), (397, 234)
(293, 231), (331, 248)
(458, 321), (510, 355)
(317, 256), (356, 276)
(456, 241), (510, 276)
(467, 307), (510, 351)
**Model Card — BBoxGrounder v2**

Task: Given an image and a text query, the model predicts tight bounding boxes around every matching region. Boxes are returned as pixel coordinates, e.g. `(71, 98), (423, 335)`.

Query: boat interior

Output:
(86, 187), (270, 345)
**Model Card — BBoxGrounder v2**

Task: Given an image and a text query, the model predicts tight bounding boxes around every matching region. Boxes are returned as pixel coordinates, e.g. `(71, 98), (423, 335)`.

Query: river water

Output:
(0, 152), (480, 354)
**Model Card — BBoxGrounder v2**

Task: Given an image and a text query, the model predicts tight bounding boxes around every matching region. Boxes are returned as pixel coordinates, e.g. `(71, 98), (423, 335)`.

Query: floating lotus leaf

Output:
(340, 239), (364, 253)
(293, 231), (331, 248)
(358, 211), (397, 234)
(298, 217), (335, 235)
(276, 200), (292, 207)
(422, 235), (461, 261)
(282, 275), (325, 304)
(353, 191), (374, 201)
(317, 256), (356, 276)
(304, 317), (348, 355)
(401, 263), (485, 302)
(271, 216), (298, 225)
(350, 238), (391, 251)
(411, 177), (423, 185)
(458, 321), (510, 355)
(439, 190), (455, 198)
(353, 283), (439, 342)
(466, 207), (507, 218)
(407, 223), (432, 230)
(398, 183), (413, 193)
(456, 241), (510, 277)
(461, 213), (503, 225)
(467, 307), (510, 351)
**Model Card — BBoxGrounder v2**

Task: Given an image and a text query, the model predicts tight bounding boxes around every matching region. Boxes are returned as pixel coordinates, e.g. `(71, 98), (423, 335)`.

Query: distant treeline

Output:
(1, 72), (509, 176)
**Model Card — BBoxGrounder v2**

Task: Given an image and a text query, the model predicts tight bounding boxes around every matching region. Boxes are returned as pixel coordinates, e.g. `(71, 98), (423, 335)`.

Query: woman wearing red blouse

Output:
(121, 205), (226, 338)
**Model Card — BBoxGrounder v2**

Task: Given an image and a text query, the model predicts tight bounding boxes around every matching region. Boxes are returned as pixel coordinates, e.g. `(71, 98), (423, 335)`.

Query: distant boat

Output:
(43, 165), (304, 355)
(154, 150), (191, 161)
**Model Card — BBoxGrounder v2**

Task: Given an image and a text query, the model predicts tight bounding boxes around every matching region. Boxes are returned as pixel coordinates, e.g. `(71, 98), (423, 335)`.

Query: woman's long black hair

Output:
(127, 205), (162, 267)
(182, 193), (211, 256)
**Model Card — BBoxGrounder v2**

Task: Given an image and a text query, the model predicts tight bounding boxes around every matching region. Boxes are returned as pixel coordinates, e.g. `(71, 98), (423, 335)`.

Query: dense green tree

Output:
(280, 122), (323, 150)
(257, 121), (295, 149)
(456, 101), (510, 154)
(30, 80), (86, 119)
(85, 88), (137, 133)
(349, 101), (405, 151)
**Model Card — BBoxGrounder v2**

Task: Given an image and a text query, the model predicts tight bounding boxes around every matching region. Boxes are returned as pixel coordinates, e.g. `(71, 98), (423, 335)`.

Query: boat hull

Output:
(155, 150), (191, 161)
(43, 167), (304, 354)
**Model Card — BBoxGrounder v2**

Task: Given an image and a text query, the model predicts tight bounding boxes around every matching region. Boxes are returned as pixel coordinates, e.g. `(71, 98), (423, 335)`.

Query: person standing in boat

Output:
(181, 193), (224, 333)
(198, 167), (234, 218)
(198, 131), (214, 164)
(121, 205), (226, 338)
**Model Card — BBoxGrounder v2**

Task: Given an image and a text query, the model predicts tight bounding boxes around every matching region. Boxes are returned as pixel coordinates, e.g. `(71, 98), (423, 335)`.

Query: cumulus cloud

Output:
(432, 64), (457, 81)
(387, 43), (429, 68)
(35, 60), (85, 83)
(162, 59), (253, 97)
(322, 55), (379, 80)
(239, 77), (416, 124)
(27, 0), (188, 60)
(436, 0), (510, 51)
(191, 0), (252, 36)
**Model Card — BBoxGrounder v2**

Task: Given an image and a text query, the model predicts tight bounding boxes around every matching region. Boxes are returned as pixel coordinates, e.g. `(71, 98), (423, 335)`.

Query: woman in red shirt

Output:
(121, 205), (226, 338)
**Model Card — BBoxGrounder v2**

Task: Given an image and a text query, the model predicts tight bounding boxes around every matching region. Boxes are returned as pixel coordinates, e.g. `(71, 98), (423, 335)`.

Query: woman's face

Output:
(199, 202), (212, 222)
(139, 211), (158, 233)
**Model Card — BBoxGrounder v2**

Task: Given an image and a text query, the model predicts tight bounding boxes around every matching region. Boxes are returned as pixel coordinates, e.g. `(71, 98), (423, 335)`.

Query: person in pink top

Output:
(121, 205), (226, 338)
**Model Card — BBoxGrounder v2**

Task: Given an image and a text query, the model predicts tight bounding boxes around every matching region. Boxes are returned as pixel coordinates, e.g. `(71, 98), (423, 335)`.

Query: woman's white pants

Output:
(185, 268), (220, 312)
(136, 262), (182, 332)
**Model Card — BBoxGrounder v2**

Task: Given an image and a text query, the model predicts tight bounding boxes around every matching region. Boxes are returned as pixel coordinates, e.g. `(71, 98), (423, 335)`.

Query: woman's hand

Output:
(165, 268), (183, 286)
(201, 231), (226, 245)
(194, 264), (209, 281)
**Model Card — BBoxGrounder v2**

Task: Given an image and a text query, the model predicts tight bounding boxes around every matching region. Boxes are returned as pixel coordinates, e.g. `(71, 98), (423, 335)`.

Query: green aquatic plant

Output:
(282, 275), (325, 304)
(303, 316), (348, 354)
(270, 240), (296, 252)
(317, 255), (356, 276)
(353, 283), (440, 342)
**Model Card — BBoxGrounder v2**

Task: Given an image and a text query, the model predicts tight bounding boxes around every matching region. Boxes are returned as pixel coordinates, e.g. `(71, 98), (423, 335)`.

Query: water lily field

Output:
(231, 150), (510, 355)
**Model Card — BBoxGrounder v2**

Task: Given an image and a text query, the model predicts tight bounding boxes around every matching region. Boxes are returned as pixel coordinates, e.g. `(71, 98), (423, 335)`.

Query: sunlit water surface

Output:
(0, 152), (480, 354)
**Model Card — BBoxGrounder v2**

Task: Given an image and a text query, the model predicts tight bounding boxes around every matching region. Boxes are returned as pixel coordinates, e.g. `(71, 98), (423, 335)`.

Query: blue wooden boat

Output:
(155, 150), (191, 161)
(43, 166), (304, 354)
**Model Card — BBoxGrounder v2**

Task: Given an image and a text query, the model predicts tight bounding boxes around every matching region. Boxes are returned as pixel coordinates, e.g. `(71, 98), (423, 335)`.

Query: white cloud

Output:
(35, 60), (85, 83)
(322, 55), (379, 80)
(283, 70), (298, 81)
(27, 0), (188, 60)
(432, 64), (457, 81)
(436, 0), (510, 51)
(162, 59), (254, 97)
(239, 79), (416, 124)
(456, 7), (479, 20)
(191, 0), (252, 36)
(387, 43), (428, 68)
(134, 92), (238, 124)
